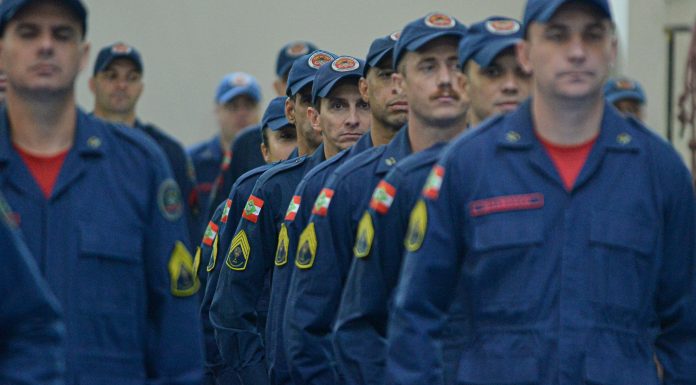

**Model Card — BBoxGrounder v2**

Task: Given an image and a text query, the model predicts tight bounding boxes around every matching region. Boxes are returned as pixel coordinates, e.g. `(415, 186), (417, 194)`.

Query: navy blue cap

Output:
(285, 50), (337, 97)
(0, 0), (87, 36)
(364, 32), (400, 75)
(276, 41), (319, 78)
(93, 42), (143, 76)
(215, 72), (262, 105)
(524, 0), (612, 30)
(262, 96), (292, 131)
(604, 77), (646, 104)
(393, 12), (467, 70)
(312, 56), (365, 104)
(458, 17), (523, 68)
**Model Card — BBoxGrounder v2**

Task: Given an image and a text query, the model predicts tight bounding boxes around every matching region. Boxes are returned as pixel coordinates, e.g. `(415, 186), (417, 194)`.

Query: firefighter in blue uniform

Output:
(200, 96), (299, 384)
(189, 72), (262, 236)
(209, 87), (328, 385)
(272, 55), (373, 384)
(0, 0), (204, 383)
(334, 17), (531, 385)
(89, 41), (200, 249)
(0, 192), (65, 385)
(386, 1), (696, 384)
(286, 15), (466, 385)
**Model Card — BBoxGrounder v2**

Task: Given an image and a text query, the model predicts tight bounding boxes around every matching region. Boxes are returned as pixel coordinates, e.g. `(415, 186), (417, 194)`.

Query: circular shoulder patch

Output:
(158, 179), (183, 221)
(425, 13), (456, 29)
(332, 56), (360, 72)
(615, 79), (636, 90)
(111, 42), (132, 54)
(287, 42), (310, 57)
(308, 52), (334, 69)
(404, 199), (428, 252)
(485, 19), (520, 35)
(390, 31), (401, 41)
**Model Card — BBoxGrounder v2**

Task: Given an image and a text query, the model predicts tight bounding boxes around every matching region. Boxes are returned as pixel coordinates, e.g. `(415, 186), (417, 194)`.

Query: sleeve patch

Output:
(353, 211), (375, 258)
(311, 188), (334, 217)
(295, 222), (317, 269)
(226, 230), (251, 271)
(169, 241), (200, 297)
(221, 199), (232, 223)
(422, 165), (445, 200)
(241, 195), (264, 223)
(369, 180), (396, 215)
(405, 199), (428, 252)
(275, 223), (290, 266)
(158, 178), (184, 221)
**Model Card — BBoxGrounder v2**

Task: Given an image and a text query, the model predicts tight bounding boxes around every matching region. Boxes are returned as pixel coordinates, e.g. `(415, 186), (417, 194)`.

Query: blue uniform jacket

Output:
(212, 124), (266, 217)
(281, 133), (374, 384)
(211, 146), (325, 385)
(136, 119), (200, 250)
(286, 127), (410, 385)
(385, 101), (696, 385)
(200, 165), (272, 384)
(0, 192), (65, 385)
(0, 109), (204, 385)
(333, 143), (450, 385)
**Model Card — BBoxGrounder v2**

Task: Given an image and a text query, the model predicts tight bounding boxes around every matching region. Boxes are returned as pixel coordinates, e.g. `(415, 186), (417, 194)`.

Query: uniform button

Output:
(616, 133), (632, 145)
(87, 136), (102, 149)
(505, 131), (521, 143)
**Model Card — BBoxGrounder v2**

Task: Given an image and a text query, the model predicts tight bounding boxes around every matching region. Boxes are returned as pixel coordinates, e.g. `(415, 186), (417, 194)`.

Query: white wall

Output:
(76, 0), (696, 172)
(77, 0), (525, 147)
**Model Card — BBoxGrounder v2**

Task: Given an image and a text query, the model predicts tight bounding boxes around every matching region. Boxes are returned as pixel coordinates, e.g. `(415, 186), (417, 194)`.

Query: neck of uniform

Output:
(93, 107), (136, 127)
(532, 91), (604, 145)
(407, 114), (467, 153)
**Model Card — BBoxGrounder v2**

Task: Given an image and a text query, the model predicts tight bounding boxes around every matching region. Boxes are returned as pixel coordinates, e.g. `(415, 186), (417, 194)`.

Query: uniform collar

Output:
(376, 124), (411, 175)
(0, 107), (105, 164)
(496, 99), (640, 153)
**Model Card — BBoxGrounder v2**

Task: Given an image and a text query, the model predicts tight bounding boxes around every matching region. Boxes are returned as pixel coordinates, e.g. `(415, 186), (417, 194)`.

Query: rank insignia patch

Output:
(312, 188), (334, 216)
(370, 180), (396, 215)
(422, 166), (445, 200)
(242, 195), (264, 223)
(169, 241), (199, 297)
(354, 212), (375, 258)
(207, 235), (219, 272)
(226, 230), (251, 271)
(285, 195), (301, 221)
(275, 223), (290, 266)
(295, 222), (317, 269)
(221, 199), (232, 223)
(158, 178), (184, 221)
(405, 199), (428, 252)
(202, 221), (219, 247)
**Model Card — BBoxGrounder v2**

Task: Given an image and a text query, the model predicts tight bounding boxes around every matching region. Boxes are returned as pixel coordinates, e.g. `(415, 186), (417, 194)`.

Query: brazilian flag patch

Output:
(405, 199), (428, 252)
(295, 222), (317, 269)
(168, 241), (199, 297)
(275, 223), (290, 266)
(226, 230), (251, 271)
(353, 211), (374, 258)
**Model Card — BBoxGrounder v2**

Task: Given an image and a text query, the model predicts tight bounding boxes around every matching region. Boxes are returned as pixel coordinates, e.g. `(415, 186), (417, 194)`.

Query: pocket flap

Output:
(585, 356), (657, 384)
(590, 210), (656, 255)
(79, 222), (142, 263)
(473, 214), (543, 252)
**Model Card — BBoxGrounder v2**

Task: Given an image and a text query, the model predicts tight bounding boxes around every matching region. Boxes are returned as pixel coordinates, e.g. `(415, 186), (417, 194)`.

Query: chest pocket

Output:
(588, 210), (657, 312)
(77, 221), (144, 315)
(468, 211), (544, 307)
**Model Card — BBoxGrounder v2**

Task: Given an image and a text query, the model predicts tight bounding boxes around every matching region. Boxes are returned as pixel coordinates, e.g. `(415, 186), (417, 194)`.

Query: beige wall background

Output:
(75, 0), (696, 171)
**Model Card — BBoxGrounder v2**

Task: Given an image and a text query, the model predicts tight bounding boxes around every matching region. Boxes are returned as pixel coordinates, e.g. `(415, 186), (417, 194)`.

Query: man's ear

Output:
(359, 77), (369, 102)
(307, 106), (322, 135)
(516, 40), (532, 75)
(285, 97), (296, 124)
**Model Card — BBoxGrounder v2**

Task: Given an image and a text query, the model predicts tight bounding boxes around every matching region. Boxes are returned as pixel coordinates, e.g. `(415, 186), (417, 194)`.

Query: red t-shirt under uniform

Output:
(14, 144), (70, 199)
(537, 133), (598, 191)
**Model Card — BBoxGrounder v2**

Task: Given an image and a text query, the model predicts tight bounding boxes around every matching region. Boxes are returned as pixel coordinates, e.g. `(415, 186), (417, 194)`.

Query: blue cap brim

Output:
(533, 0), (611, 24)
(267, 117), (292, 131)
(365, 49), (392, 75)
(606, 90), (645, 104)
(472, 37), (520, 67)
(287, 76), (313, 97)
(312, 73), (362, 104)
(219, 86), (260, 105)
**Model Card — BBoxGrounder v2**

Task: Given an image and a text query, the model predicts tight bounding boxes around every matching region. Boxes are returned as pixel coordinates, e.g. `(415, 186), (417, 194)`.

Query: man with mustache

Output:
(385, 0), (696, 384)
(285, 15), (466, 385)
(334, 16), (531, 385)
(89, 42), (199, 250)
